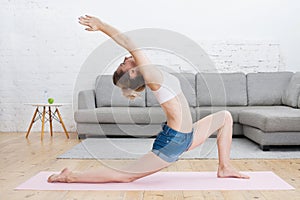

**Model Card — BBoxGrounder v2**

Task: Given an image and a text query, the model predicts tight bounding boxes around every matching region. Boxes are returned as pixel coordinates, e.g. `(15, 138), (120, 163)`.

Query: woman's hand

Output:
(78, 15), (104, 31)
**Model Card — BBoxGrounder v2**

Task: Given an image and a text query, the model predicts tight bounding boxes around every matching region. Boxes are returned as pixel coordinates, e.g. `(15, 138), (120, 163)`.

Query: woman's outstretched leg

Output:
(48, 152), (171, 183)
(187, 110), (249, 179)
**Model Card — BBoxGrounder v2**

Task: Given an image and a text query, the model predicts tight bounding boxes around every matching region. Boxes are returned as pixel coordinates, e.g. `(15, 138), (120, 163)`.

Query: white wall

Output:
(1, 0), (299, 132)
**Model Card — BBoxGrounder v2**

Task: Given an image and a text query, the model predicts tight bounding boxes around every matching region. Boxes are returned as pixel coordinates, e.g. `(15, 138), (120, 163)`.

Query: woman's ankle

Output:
(65, 171), (76, 183)
(218, 162), (231, 170)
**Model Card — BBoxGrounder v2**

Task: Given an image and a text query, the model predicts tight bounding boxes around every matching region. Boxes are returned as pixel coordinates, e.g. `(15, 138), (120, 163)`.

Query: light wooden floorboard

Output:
(0, 132), (299, 200)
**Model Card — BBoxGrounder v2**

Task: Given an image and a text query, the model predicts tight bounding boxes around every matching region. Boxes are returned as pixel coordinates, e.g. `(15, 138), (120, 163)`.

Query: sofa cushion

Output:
(95, 75), (145, 107)
(282, 72), (300, 108)
(195, 106), (283, 123)
(75, 107), (197, 124)
(247, 72), (293, 106)
(77, 123), (162, 137)
(239, 106), (300, 132)
(196, 73), (247, 106)
(146, 73), (196, 107)
(74, 109), (98, 123)
(195, 106), (246, 122)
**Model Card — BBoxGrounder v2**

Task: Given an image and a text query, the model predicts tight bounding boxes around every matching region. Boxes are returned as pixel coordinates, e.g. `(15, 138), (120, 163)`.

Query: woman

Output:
(48, 15), (249, 183)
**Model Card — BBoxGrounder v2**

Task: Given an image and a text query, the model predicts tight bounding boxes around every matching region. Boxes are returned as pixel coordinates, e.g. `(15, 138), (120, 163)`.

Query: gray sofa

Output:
(74, 71), (300, 150)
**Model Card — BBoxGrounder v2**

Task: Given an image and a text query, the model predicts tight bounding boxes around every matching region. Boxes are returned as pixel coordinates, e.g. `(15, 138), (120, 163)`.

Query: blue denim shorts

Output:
(152, 122), (194, 163)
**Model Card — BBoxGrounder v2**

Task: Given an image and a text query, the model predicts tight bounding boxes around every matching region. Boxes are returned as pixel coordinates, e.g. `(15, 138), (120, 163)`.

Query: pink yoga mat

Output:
(15, 171), (294, 191)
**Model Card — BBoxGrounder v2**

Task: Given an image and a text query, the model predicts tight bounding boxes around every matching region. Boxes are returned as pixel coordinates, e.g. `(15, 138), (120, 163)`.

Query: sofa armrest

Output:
(78, 90), (96, 109)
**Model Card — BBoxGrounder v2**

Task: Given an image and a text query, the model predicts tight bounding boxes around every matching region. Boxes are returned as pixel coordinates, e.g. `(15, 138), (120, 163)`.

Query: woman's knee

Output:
(223, 110), (233, 123)
(113, 172), (138, 183)
(217, 110), (233, 124)
(117, 176), (136, 183)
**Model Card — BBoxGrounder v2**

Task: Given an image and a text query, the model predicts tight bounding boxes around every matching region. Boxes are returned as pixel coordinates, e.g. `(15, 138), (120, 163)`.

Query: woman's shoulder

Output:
(139, 65), (164, 91)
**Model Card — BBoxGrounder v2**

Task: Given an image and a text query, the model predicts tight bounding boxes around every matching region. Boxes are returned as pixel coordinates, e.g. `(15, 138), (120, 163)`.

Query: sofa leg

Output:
(260, 145), (270, 151)
(78, 134), (86, 140)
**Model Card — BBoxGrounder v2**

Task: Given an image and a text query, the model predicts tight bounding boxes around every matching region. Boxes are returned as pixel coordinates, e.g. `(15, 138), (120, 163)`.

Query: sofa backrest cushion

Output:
(282, 72), (300, 108)
(95, 75), (145, 107)
(247, 72), (293, 106)
(146, 73), (196, 107)
(196, 73), (247, 106)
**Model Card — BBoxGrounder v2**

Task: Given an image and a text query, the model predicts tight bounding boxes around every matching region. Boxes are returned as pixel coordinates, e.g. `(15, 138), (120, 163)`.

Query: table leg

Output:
(49, 106), (53, 137)
(56, 108), (69, 139)
(41, 106), (46, 140)
(25, 107), (39, 138)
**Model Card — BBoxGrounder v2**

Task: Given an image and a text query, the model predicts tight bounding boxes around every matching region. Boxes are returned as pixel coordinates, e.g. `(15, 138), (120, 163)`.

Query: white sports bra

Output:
(152, 70), (182, 104)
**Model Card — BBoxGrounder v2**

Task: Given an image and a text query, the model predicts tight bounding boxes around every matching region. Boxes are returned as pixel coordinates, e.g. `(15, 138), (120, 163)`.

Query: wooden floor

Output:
(0, 133), (299, 200)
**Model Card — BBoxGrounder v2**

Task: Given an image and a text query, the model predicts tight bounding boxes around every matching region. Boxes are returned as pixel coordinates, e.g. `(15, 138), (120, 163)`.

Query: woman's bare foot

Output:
(48, 168), (73, 183)
(217, 165), (250, 179)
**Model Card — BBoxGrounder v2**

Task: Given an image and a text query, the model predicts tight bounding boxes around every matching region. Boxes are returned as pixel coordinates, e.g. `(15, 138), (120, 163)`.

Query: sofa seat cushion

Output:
(196, 106), (246, 122)
(75, 107), (196, 124)
(239, 106), (300, 132)
(195, 106), (286, 122)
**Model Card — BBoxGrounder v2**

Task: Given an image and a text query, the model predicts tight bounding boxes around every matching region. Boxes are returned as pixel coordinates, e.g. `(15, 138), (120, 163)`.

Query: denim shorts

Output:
(152, 122), (194, 163)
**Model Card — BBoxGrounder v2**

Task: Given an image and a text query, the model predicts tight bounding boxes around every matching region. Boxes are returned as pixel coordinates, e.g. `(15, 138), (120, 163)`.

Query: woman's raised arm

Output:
(78, 15), (151, 67)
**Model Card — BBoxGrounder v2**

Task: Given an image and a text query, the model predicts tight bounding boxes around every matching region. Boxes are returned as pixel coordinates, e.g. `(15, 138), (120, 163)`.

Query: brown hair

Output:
(113, 69), (145, 92)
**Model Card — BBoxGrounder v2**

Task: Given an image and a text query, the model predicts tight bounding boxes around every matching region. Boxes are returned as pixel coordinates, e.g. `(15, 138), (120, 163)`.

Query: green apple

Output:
(48, 98), (54, 104)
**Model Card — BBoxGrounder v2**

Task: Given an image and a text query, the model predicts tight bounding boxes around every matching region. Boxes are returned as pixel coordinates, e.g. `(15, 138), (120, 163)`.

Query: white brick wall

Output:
(200, 41), (285, 73)
(106, 41), (284, 74)
(0, 0), (293, 133)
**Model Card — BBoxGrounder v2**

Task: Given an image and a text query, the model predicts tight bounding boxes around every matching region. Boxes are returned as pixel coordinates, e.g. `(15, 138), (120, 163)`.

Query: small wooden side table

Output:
(25, 103), (70, 140)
